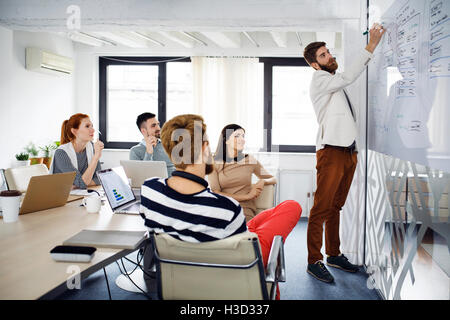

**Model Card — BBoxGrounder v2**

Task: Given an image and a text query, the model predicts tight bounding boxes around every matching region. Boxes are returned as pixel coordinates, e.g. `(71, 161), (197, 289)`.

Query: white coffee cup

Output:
(82, 195), (102, 213)
(0, 192), (21, 223)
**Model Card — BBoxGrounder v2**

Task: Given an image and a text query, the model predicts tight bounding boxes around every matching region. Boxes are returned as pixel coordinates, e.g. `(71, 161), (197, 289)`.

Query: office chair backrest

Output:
(4, 164), (49, 192)
(152, 231), (270, 300)
(255, 184), (276, 214)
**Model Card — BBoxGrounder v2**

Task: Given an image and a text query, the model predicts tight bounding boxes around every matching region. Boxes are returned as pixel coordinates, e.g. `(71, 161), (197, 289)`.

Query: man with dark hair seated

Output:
(129, 112), (175, 176)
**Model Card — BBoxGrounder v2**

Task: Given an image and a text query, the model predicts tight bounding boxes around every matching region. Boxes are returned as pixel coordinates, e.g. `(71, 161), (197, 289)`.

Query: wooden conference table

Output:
(0, 195), (147, 300)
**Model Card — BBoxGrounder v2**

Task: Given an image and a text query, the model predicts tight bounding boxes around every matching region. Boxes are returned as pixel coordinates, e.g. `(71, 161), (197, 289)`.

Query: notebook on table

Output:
(63, 230), (147, 250)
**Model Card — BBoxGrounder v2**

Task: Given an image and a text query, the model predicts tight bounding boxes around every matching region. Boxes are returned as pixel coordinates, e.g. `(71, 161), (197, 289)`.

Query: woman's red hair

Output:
(60, 113), (90, 145)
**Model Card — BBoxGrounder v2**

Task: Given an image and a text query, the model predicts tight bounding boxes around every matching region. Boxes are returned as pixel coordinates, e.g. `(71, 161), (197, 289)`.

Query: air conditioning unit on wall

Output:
(25, 47), (74, 75)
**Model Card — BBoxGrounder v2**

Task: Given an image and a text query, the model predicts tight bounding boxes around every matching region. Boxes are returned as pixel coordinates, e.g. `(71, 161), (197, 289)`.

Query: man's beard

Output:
(319, 58), (338, 73)
(205, 163), (214, 175)
(205, 152), (214, 175)
(155, 131), (161, 139)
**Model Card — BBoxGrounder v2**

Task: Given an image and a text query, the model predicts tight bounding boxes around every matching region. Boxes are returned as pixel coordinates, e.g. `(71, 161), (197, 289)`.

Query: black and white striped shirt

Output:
(139, 177), (247, 243)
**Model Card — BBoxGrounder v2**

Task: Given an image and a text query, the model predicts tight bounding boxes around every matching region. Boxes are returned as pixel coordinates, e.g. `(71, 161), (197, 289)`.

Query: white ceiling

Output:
(0, 0), (360, 56)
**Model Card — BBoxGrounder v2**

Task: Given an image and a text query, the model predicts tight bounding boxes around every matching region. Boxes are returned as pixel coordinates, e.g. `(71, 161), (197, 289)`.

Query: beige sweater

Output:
(208, 155), (273, 221)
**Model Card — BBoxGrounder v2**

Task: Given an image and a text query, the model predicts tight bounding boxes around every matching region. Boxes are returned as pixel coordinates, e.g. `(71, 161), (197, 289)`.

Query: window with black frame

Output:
(99, 56), (192, 149)
(99, 56), (316, 153)
(260, 57), (317, 153)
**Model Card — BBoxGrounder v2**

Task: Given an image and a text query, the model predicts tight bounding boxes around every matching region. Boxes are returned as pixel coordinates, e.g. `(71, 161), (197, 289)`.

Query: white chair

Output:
(115, 184), (278, 296)
(4, 164), (49, 192)
(149, 231), (285, 300)
(255, 184), (276, 214)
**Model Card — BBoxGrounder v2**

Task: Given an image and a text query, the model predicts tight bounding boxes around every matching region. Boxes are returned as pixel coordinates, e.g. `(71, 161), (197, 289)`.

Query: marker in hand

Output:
(363, 22), (385, 35)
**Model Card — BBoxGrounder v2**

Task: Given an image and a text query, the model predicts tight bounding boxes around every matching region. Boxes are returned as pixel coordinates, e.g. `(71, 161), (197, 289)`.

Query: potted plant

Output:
(25, 142), (43, 165)
(40, 142), (58, 169)
(15, 152), (30, 167)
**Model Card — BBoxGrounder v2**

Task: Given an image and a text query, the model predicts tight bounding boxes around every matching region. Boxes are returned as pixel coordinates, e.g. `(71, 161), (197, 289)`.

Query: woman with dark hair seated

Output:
(208, 124), (301, 297)
(209, 124), (300, 222)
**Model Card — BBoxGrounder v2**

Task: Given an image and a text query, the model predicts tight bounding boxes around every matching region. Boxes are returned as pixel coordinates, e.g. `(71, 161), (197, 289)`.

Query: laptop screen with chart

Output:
(97, 167), (135, 210)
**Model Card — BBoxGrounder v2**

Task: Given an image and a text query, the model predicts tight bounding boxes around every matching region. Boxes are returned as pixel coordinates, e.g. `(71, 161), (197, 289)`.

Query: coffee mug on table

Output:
(0, 190), (22, 223)
(82, 194), (102, 213)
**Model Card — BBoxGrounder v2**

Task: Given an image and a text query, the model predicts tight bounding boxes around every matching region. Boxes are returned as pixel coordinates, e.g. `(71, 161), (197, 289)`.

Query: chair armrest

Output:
(265, 235), (286, 283)
(255, 184), (276, 209)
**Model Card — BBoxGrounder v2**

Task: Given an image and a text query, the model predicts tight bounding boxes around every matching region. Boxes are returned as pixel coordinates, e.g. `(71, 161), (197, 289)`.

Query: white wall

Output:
(0, 26), (75, 168)
(73, 49), (99, 129)
(0, 26), (14, 168)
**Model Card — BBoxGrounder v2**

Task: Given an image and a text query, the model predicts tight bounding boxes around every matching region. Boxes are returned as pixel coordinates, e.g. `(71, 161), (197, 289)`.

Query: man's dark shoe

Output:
(326, 254), (359, 273)
(307, 261), (334, 283)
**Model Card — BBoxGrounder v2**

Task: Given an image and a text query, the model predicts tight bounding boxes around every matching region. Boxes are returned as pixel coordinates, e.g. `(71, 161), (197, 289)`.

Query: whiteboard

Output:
(368, 0), (450, 172)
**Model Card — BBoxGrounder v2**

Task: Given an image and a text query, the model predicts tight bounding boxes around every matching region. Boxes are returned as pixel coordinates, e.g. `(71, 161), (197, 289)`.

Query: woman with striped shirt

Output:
(50, 113), (103, 189)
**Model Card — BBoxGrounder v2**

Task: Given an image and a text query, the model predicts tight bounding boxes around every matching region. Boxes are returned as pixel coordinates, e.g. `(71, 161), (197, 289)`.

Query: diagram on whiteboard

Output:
(368, 0), (450, 172)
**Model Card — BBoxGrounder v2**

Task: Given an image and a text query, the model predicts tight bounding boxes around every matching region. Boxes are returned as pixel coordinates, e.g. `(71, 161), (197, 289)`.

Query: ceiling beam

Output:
(270, 31), (287, 48)
(159, 31), (194, 48)
(243, 32), (259, 47)
(295, 32), (303, 46)
(315, 31), (336, 48)
(200, 32), (240, 48)
(181, 32), (208, 46)
(130, 31), (165, 46)
(67, 31), (116, 46)
(300, 32), (316, 43)
(91, 31), (149, 48)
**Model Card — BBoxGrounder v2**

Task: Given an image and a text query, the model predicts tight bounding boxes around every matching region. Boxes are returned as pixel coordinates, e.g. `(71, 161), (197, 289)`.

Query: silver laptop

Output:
(0, 169), (8, 193)
(120, 160), (168, 188)
(0, 169), (9, 213)
(19, 172), (76, 215)
(96, 167), (140, 215)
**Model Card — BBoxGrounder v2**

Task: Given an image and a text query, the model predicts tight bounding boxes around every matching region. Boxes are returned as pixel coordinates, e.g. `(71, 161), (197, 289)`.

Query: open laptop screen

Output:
(97, 167), (135, 210)
(0, 169), (8, 192)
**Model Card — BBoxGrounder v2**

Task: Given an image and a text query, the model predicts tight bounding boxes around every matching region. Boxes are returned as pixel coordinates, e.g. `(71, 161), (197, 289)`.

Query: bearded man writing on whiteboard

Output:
(303, 23), (385, 283)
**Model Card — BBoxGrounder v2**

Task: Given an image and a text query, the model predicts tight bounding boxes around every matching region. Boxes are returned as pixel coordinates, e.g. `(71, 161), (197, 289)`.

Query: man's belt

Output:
(324, 143), (356, 153)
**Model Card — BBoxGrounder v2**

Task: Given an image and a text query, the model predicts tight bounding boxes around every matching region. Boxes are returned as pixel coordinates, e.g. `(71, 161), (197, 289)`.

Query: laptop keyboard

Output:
(116, 203), (141, 215)
(132, 188), (141, 201)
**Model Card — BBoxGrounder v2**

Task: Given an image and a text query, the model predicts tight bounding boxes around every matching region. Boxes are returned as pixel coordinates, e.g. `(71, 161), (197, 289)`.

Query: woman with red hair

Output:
(50, 113), (104, 189)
